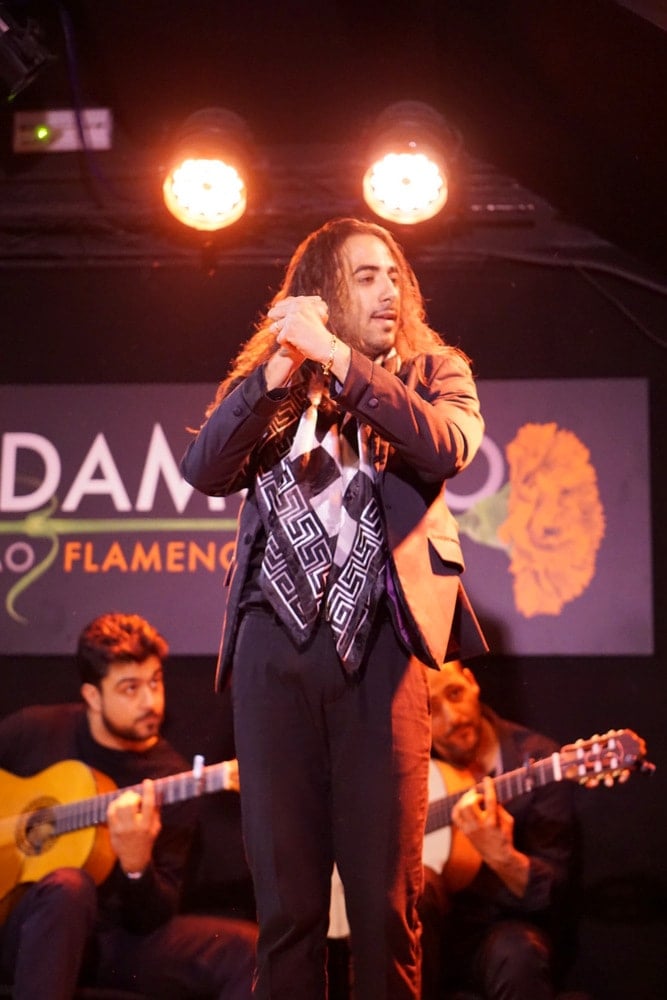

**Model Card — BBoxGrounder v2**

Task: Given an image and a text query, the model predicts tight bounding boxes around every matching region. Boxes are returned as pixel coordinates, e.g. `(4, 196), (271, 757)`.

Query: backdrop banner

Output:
(0, 379), (653, 656)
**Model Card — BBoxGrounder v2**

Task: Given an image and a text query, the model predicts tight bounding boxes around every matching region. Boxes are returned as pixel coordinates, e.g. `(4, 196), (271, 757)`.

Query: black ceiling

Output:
(3, 0), (667, 273)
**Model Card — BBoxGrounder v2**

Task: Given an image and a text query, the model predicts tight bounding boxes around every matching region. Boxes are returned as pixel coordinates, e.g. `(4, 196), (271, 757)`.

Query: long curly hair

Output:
(208, 217), (464, 413)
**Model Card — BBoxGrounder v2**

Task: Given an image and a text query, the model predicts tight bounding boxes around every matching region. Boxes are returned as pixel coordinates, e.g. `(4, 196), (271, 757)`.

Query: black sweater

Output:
(0, 703), (196, 934)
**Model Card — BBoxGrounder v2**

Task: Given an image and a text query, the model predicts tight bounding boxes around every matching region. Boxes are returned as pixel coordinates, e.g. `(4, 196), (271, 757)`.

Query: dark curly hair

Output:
(76, 612), (169, 687)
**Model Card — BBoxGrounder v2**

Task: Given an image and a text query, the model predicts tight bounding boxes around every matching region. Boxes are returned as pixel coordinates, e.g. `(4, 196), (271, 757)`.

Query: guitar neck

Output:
(52, 761), (229, 835)
(425, 753), (561, 834)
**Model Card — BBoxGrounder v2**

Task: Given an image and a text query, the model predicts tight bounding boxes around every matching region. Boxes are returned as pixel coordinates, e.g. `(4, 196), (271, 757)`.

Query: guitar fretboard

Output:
(425, 753), (561, 834)
(50, 762), (229, 834)
(424, 729), (643, 836)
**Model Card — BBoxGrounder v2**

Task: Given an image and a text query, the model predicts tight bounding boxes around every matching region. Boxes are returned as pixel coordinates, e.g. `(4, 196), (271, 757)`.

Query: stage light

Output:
(362, 101), (460, 225)
(0, 3), (54, 102)
(162, 108), (254, 232)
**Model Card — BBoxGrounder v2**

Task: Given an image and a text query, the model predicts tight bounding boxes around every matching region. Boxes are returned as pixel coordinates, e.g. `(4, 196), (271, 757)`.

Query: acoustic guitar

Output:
(0, 754), (233, 924)
(329, 728), (650, 938)
(423, 727), (649, 891)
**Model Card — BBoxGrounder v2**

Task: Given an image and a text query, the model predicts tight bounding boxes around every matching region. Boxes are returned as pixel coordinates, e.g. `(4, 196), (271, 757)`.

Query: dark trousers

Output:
(0, 868), (96, 1000)
(0, 867), (258, 1000)
(231, 607), (432, 1000)
(420, 866), (556, 1000)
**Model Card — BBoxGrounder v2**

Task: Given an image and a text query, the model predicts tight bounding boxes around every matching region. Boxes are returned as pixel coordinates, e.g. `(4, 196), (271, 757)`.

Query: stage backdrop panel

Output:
(0, 378), (652, 656)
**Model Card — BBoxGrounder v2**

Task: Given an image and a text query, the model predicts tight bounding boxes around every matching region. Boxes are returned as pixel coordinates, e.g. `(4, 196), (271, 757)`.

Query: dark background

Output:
(1, 3), (666, 997)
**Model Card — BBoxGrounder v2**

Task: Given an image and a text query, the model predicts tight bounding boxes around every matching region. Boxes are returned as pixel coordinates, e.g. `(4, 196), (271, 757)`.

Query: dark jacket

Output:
(181, 346), (489, 688)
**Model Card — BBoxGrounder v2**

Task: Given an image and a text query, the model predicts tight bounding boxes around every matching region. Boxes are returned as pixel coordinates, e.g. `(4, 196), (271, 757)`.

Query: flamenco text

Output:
(62, 539), (235, 574)
(0, 425), (236, 578)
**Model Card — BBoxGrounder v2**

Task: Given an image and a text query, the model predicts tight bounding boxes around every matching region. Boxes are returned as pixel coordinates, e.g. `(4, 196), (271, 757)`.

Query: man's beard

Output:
(440, 724), (481, 769)
(101, 710), (162, 743)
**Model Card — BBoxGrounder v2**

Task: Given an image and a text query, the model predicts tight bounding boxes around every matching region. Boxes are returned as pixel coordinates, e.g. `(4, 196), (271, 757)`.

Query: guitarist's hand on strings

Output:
(107, 778), (162, 878)
(451, 775), (530, 899)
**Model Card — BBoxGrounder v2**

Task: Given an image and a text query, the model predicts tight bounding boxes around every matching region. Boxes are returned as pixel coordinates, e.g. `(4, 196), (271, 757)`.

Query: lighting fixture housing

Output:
(162, 108), (254, 232)
(362, 101), (459, 226)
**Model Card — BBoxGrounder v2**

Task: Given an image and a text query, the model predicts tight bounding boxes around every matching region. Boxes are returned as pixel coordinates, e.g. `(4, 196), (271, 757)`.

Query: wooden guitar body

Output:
(423, 760), (484, 892)
(0, 753), (234, 925)
(328, 728), (649, 938)
(0, 760), (117, 918)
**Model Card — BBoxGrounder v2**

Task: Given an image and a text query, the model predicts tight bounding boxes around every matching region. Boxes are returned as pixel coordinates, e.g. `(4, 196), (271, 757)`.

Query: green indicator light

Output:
(34, 124), (52, 142)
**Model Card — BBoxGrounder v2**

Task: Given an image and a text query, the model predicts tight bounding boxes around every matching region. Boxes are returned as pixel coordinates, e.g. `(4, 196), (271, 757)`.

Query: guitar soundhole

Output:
(18, 797), (58, 856)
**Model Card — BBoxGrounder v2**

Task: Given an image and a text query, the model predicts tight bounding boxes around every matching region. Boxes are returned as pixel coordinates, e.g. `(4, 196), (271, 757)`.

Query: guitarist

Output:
(419, 660), (577, 1000)
(0, 612), (257, 1000)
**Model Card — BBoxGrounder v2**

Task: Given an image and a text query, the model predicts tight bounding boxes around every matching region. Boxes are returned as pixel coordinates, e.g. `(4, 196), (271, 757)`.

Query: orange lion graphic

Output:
(457, 423), (606, 618)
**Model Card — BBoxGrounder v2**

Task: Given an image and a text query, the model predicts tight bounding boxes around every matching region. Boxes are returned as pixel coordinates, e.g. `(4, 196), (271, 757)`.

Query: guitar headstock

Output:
(559, 729), (653, 788)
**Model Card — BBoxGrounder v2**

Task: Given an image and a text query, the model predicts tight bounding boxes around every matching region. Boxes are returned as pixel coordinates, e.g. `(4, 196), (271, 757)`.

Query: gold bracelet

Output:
(321, 335), (337, 376)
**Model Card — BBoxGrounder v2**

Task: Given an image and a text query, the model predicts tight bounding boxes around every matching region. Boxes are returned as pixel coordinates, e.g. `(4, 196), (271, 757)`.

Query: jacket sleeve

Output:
(180, 366), (289, 496)
(182, 347), (484, 497)
(334, 347), (484, 484)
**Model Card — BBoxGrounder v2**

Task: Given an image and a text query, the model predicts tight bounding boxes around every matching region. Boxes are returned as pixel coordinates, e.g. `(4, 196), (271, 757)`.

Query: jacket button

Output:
(368, 397), (379, 408)
(243, 533), (252, 544)
(233, 405), (243, 416)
